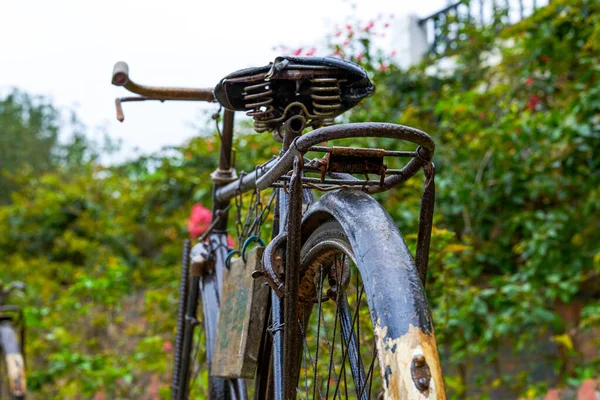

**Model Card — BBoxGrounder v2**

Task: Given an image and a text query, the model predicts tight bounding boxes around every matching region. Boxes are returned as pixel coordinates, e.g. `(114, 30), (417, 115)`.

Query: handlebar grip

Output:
(112, 61), (130, 86)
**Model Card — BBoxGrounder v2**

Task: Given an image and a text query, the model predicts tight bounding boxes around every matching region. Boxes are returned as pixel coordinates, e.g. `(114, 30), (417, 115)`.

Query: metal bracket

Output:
(211, 168), (238, 185)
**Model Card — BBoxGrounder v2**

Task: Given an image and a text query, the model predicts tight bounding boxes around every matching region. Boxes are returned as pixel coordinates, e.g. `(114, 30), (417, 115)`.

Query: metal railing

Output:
(418, 0), (551, 58)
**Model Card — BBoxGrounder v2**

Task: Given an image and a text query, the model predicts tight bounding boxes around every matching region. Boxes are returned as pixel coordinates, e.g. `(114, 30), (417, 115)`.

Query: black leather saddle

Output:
(213, 56), (375, 132)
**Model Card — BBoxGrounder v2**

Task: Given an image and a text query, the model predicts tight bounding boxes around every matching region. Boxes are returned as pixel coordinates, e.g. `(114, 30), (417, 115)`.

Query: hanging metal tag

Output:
(211, 247), (269, 379)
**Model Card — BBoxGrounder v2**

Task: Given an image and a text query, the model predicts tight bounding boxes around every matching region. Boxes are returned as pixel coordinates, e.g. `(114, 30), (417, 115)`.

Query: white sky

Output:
(0, 0), (445, 159)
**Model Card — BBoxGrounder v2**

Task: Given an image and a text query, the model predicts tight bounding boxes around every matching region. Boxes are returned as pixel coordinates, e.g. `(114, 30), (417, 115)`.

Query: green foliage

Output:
(1, 1), (598, 398)
(0, 90), (60, 204)
(338, 0), (600, 396)
(0, 118), (280, 397)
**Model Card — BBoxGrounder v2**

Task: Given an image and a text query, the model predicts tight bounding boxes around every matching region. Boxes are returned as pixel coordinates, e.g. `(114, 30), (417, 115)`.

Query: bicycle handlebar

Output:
(111, 62), (216, 121)
(111, 62), (215, 102)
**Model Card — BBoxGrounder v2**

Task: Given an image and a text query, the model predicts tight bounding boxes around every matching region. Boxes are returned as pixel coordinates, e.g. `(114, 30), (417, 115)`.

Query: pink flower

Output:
(292, 48), (303, 56)
(384, 22), (390, 28)
(525, 77), (534, 86)
(335, 31), (342, 37)
(227, 235), (235, 248)
(343, 39), (350, 46)
(379, 64), (388, 72)
(346, 24), (352, 31)
(187, 204), (212, 238)
(356, 52), (364, 62)
(305, 47), (316, 56)
(528, 95), (540, 110)
(364, 21), (375, 32)
(163, 341), (172, 352)
(391, 49), (397, 57)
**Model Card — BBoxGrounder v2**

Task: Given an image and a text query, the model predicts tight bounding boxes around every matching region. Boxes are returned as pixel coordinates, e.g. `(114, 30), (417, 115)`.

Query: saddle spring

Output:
(311, 77), (342, 126)
(243, 81), (275, 133)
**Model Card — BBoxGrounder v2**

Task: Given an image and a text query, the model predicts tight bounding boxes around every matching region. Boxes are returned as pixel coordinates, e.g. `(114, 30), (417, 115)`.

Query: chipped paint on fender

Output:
(5, 352), (26, 396)
(375, 321), (446, 400)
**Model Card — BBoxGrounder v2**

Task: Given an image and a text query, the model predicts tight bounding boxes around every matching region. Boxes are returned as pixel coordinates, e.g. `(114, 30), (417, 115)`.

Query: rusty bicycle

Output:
(112, 56), (445, 400)
(0, 281), (26, 400)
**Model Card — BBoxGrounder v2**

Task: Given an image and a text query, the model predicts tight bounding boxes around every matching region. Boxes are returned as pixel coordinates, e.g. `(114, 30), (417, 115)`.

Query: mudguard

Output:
(301, 188), (446, 399)
(0, 323), (26, 397)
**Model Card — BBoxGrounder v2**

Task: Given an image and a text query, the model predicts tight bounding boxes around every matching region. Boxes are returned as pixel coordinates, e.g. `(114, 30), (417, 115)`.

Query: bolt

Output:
(251, 269), (264, 279)
(416, 377), (430, 390)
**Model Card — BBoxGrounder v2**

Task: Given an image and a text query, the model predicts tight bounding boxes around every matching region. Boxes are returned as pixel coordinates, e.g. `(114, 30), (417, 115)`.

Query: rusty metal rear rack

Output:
(214, 121), (436, 287)
(214, 122), (434, 203)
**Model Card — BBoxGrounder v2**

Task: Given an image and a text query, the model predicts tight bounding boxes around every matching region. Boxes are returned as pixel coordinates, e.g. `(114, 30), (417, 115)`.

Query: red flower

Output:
(292, 48), (303, 56)
(305, 47), (316, 56)
(364, 20), (375, 32)
(384, 23), (390, 28)
(187, 204), (212, 238)
(525, 77), (534, 86)
(163, 341), (172, 352)
(540, 54), (549, 63)
(528, 95), (540, 110)
(227, 235), (235, 248)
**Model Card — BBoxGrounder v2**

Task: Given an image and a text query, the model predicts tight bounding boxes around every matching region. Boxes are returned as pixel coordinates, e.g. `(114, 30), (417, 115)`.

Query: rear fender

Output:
(301, 188), (446, 399)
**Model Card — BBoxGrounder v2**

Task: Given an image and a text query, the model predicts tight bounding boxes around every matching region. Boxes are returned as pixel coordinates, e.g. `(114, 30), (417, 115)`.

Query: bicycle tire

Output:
(0, 323), (26, 400)
(174, 235), (242, 400)
(294, 203), (446, 398)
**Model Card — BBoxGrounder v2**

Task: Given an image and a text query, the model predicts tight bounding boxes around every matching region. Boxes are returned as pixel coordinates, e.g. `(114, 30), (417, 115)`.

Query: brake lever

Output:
(114, 96), (164, 122)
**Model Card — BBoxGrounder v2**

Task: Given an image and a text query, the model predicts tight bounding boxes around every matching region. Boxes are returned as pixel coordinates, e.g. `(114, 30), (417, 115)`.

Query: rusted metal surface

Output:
(0, 323), (26, 397)
(190, 241), (212, 277)
(415, 162), (436, 286)
(259, 232), (286, 297)
(111, 61), (215, 122)
(300, 189), (446, 399)
(212, 247), (269, 379)
(411, 354), (432, 392)
(111, 61), (215, 101)
(214, 56), (374, 132)
(215, 122), (435, 203)
(374, 323), (445, 399)
(282, 154), (304, 399)
(309, 146), (417, 158)
(322, 151), (386, 178)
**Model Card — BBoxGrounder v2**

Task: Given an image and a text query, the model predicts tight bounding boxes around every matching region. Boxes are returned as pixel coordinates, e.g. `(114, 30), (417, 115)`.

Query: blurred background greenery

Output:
(0, 0), (598, 398)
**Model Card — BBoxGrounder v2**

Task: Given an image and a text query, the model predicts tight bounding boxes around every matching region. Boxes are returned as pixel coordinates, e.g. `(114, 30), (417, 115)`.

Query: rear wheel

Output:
(295, 220), (445, 399)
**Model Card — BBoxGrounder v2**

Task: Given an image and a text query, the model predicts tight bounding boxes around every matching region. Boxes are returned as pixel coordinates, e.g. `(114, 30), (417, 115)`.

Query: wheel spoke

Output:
(332, 282), (365, 400)
(312, 265), (325, 400)
(358, 341), (377, 399)
(337, 290), (368, 400)
(299, 224), (385, 399)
